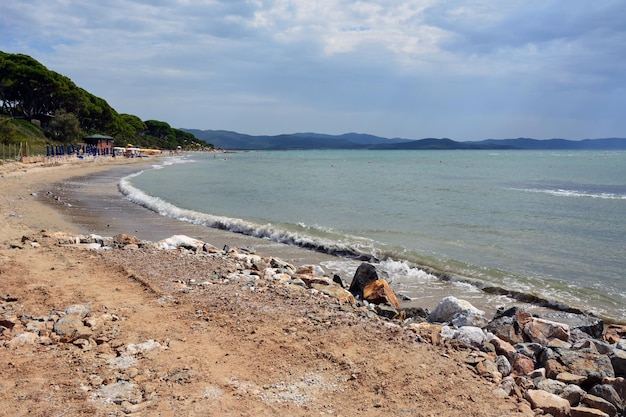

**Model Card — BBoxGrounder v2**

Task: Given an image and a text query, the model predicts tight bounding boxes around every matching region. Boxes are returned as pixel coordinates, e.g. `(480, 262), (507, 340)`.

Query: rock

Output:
(426, 296), (486, 327)
(495, 355), (512, 377)
(499, 376), (519, 397)
(95, 381), (141, 405)
(363, 279), (400, 309)
(53, 315), (93, 342)
(310, 283), (356, 305)
(406, 322), (443, 345)
(8, 332), (38, 348)
(348, 263), (379, 299)
(609, 348), (626, 377)
(583, 394), (618, 417)
(601, 377), (626, 408)
(449, 326), (485, 348)
(295, 264), (326, 276)
(571, 328), (596, 344)
(526, 389), (571, 417)
(589, 384), (624, 412)
(539, 347), (615, 384)
(536, 378), (566, 395)
(576, 339), (614, 355)
(561, 384), (586, 406)
(522, 316), (570, 345)
(64, 304), (90, 317)
(156, 235), (205, 251)
(113, 234), (142, 246)
(476, 358), (502, 383)
(374, 304), (400, 319)
(297, 274), (335, 288)
(489, 335), (517, 361)
(484, 315), (525, 344)
(604, 325), (626, 344)
(512, 354), (535, 376)
(515, 343), (545, 361)
(536, 312), (604, 339)
(269, 257), (296, 273)
(557, 372), (588, 385)
(570, 406), (611, 417)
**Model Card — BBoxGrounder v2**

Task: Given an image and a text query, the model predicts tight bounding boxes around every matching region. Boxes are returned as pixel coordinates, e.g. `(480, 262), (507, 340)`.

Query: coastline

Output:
(30, 155), (603, 320)
(3, 156), (626, 417)
(0, 156), (526, 416)
(37, 157), (348, 268)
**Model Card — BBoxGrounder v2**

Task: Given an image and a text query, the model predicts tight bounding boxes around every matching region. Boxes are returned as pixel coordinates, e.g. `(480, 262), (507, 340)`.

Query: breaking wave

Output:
(514, 187), (626, 200)
(119, 171), (376, 261)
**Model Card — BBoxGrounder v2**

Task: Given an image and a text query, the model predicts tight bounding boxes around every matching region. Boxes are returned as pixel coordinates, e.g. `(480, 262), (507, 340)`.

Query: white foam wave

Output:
(514, 188), (626, 200)
(119, 172), (370, 259)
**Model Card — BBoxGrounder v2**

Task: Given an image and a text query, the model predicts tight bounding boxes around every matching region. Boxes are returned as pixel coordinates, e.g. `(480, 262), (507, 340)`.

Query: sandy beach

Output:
(0, 156), (527, 416)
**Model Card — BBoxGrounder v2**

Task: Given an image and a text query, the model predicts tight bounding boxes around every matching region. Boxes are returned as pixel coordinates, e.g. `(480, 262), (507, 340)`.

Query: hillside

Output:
(184, 129), (626, 151)
(0, 51), (209, 151)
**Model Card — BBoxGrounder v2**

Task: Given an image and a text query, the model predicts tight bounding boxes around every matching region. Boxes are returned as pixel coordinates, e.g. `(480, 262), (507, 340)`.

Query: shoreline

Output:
(4, 154), (615, 323)
(37, 157), (349, 269)
(0, 156), (528, 416)
(3, 156), (626, 417)
(29, 154), (607, 321)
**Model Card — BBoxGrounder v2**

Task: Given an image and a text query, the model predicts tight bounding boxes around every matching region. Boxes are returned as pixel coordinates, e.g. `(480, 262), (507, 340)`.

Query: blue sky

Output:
(1, 1), (625, 140)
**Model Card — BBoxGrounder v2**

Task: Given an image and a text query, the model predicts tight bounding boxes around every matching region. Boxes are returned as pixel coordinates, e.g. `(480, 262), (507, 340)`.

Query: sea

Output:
(119, 150), (626, 322)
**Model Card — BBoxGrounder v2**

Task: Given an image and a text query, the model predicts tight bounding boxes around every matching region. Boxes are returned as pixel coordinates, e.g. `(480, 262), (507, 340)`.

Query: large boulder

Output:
(348, 263), (379, 299)
(427, 296), (486, 328)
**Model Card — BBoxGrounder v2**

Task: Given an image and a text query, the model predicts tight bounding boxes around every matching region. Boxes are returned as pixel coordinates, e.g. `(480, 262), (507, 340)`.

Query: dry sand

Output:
(0, 156), (529, 416)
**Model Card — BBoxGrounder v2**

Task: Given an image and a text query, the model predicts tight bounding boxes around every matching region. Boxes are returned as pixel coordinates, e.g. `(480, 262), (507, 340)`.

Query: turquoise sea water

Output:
(121, 150), (626, 322)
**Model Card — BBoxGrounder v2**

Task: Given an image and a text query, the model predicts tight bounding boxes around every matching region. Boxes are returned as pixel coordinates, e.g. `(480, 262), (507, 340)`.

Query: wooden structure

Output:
(83, 134), (114, 155)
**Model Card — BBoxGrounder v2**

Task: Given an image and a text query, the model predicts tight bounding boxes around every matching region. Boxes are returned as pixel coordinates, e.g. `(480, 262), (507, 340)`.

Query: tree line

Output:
(0, 51), (211, 150)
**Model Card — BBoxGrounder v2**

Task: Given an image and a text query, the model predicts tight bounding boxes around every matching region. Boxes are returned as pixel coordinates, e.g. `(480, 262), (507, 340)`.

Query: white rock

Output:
(427, 296), (486, 327)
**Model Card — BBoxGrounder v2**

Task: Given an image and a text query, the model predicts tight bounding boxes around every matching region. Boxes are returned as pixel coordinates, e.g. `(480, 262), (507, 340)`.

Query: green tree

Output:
(0, 116), (17, 144)
(46, 110), (82, 143)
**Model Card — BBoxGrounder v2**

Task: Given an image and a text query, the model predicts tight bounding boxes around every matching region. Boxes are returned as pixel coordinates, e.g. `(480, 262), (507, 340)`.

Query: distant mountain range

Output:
(182, 129), (626, 151)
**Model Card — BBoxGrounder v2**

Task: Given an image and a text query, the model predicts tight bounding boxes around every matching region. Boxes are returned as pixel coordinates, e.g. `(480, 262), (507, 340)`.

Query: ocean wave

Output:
(119, 168), (613, 320)
(513, 187), (626, 200)
(119, 172), (376, 261)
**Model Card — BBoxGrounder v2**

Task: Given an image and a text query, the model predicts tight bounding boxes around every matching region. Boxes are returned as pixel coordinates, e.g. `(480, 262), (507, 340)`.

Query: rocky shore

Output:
(3, 229), (625, 416)
(2, 158), (625, 416)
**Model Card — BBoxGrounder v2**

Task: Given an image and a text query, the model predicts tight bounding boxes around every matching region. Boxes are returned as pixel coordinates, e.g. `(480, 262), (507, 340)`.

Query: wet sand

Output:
(38, 162), (347, 268)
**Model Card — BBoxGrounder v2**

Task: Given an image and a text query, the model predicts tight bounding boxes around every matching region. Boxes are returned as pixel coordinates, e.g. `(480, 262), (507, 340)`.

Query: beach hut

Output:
(83, 134), (114, 155)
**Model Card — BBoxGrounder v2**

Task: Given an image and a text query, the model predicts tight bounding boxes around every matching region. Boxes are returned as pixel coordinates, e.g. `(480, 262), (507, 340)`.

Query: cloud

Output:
(0, 0), (625, 139)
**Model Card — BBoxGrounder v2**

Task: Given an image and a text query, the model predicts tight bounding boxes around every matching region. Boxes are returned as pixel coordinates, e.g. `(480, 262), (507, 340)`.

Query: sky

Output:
(1, 1), (625, 140)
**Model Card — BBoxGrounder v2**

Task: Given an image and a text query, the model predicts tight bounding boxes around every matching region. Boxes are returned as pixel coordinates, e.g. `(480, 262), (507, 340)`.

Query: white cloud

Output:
(1, 0), (625, 139)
